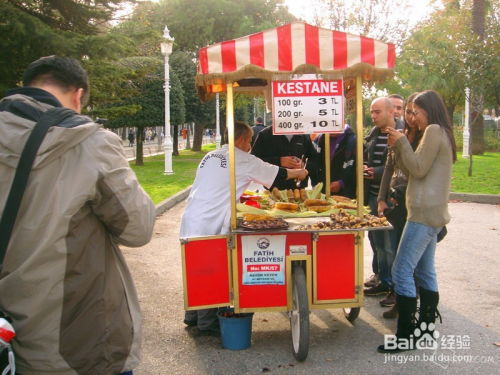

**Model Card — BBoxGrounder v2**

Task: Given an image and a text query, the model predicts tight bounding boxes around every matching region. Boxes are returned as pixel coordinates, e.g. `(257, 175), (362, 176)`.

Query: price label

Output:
(272, 75), (344, 135)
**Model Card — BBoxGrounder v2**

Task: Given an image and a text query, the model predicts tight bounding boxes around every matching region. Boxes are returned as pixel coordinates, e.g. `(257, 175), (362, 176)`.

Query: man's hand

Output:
(330, 180), (342, 193)
(287, 168), (308, 181)
(377, 200), (388, 217)
(280, 156), (302, 169)
(363, 165), (374, 180)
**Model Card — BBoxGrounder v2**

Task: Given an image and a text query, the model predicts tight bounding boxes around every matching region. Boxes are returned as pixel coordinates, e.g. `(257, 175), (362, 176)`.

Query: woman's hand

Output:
(377, 200), (388, 217)
(385, 127), (404, 146)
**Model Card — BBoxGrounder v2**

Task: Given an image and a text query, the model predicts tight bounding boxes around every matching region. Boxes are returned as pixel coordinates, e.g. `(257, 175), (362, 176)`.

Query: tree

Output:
(314, 0), (413, 46)
(390, 0), (498, 133)
(102, 57), (170, 165)
(468, 0), (487, 154)
(117, 0), (297, 151)
(169, 65), (186, 156)
(0, 0), (131, 96)
(159, 0), (296, 51)
(395, 7), (467, 121)
(6, 0), (123, 34)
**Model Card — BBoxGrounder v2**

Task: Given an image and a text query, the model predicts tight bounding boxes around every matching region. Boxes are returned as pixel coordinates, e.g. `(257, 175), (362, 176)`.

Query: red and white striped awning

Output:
(196, 21), (395, 99)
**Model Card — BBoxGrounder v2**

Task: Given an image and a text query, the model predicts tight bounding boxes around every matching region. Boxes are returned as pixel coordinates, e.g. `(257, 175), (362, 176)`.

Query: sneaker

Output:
(364, 274), (379, 288)
(380, 291), (396, 307)
(382, 304), (398, 319)
(364, 283), (390, 296)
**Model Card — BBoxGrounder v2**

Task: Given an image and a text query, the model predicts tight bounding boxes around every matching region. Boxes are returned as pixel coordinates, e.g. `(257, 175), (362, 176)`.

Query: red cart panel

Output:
(315, 234), (356, 301)
(182, 237), (231, 308)
(236, 232), (311, 309)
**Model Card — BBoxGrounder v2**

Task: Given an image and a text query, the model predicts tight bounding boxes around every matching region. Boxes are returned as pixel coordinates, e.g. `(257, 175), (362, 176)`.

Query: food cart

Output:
(181, 21), (395, 361)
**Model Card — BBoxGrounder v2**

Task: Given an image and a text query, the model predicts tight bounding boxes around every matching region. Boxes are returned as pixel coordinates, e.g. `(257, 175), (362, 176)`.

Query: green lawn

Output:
(130, 144), (215, 204)
(451, 152), (500, 194)
(132, 147), (499, 204)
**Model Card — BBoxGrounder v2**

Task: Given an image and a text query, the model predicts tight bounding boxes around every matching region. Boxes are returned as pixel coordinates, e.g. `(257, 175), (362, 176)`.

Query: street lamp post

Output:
(161, 26), (174, 174)
(463, 87), (471, 158)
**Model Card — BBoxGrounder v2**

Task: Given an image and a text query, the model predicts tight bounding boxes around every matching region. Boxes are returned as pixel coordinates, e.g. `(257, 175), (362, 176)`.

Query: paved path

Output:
(122, 201), (499, 375)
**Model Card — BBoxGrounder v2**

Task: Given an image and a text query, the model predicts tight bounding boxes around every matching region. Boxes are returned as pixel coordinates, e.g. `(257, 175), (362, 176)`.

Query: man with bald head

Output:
(363, 97), (404, 299)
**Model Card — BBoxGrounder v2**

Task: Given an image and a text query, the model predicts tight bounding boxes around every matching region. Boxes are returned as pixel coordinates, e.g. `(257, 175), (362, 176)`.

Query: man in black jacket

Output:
(314, 125), (357, 199)
(363, 97), (404, 296)
(251, 126), (319, 190)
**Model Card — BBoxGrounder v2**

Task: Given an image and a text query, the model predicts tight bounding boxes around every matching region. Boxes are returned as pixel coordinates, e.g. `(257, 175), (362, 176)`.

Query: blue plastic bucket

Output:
(218, 309), (253, 350)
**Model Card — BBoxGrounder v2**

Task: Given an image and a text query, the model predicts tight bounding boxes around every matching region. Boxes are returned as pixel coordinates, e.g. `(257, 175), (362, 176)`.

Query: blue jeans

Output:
(392, 221), (442, 297)
(120, 372), (133, 375)
(368, 194), (397, 288)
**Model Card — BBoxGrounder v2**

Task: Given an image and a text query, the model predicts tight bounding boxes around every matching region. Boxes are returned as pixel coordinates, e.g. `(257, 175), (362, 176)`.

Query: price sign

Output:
(272, 74), (344, 135)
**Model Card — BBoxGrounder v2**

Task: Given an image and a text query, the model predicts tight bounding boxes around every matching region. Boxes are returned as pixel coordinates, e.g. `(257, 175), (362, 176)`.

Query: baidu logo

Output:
(383, 322), (440, 351)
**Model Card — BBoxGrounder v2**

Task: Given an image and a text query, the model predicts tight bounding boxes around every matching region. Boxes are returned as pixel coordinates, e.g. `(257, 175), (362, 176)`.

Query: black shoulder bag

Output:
(0, 107), (75, 374)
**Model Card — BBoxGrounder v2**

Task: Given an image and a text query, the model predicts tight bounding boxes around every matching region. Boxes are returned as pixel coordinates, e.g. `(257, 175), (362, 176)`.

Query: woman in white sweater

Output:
(378, 90), (457, 353)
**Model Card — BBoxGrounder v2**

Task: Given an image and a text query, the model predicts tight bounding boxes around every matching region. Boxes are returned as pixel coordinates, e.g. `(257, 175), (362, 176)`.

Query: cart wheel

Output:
(290, 264), (309, 362)
(343, 307), (360, 323)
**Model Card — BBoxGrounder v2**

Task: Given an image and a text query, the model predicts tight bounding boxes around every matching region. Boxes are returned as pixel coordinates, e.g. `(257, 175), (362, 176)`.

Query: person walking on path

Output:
(128, 128), (135, 147)
(377, 90), (456, 353)
(0, 56), (155, 374)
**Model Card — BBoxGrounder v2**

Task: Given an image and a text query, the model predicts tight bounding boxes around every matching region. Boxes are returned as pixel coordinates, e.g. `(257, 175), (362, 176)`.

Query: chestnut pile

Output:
(295, 209), (389, 230)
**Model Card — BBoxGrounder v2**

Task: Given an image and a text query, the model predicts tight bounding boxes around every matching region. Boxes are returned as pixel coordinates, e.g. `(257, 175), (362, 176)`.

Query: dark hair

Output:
(414, 90), (457, 162)
(404, 92), (423, 148)
(23, 56), (89, 105)
(256, 116), (263, 124)
(225, 121), (252, 141)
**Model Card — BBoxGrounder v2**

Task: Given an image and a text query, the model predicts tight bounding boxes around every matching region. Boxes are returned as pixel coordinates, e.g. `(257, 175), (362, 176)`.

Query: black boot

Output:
(377, 294), (417, 353)
(415, 288), (441, 339)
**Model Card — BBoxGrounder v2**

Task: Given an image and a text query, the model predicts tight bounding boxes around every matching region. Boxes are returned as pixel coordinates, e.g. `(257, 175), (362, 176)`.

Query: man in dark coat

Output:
(314, 125), (357, 199)
(251, 127), (319, 190)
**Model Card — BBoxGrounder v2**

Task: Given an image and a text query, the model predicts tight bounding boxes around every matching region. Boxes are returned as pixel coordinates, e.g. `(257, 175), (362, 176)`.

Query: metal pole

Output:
(463, 87), (470, 158)
(355, 76), (364, 216)
(226, 83), (236, 231)
(215, 93), (221, 149)
(161, 26), (174, 175)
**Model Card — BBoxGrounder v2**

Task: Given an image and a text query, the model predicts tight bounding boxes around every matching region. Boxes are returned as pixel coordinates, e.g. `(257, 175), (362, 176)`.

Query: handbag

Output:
(0, 107), (75, 374)
(437, 226), (448, 243)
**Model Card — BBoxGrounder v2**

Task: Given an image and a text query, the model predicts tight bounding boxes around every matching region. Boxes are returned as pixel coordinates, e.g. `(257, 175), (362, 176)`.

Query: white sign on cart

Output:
(242, 235), (286, 285)
(272, 74), (344, 135)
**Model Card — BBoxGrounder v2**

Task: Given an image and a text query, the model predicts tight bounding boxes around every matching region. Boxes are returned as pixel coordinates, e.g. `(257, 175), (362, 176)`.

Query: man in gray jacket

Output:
(0, 56), (155, 375)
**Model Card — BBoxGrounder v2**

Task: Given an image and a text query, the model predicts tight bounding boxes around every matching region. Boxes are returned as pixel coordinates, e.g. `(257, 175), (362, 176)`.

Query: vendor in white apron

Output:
(180, 121), (308, 335)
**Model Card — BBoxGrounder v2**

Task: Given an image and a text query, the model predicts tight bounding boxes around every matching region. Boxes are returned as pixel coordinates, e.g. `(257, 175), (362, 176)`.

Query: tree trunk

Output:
(470, 101), (485, 154)
(173, 125), (179, 156)
(470, 0), (486, 155)
(446, 104), (455, 126)
(135, 127), (144, 166)
(185, 124), (191, 149)
(192, 123), (205, 151)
